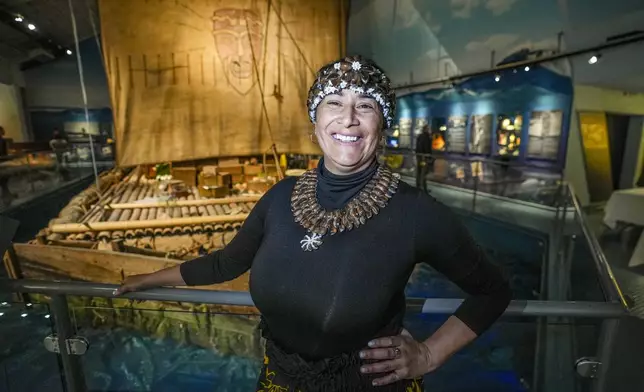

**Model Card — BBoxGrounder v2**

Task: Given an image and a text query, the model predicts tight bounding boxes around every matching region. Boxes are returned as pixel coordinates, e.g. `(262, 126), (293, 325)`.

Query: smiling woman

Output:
(116, 55), (511, 391)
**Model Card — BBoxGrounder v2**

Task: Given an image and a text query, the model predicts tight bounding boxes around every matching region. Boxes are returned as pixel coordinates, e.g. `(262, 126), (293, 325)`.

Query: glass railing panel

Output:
(404, 313), (604, 392)
(406, 211), (547, 301)
(561, 225), (607, 302)
(378, 149), (564, 208)
(380, 148), (615, 305)
(0, 150), (104, 214)
(66, 297), (262, 391)
(0, 280), (620, 392)
(552, 191), (615, 304)
(0, 300), (64, 392)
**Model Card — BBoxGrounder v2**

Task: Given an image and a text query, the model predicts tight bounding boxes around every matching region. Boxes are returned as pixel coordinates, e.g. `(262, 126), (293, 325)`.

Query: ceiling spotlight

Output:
(15, 16), (23, 22)
(524, 66), (530, 72)
(494, 75), (501, 82)
(66, 49), (73, 55)
(27, 23), (36, 30)
(21, 313), (28, 318)
(588, 54), (602, 65)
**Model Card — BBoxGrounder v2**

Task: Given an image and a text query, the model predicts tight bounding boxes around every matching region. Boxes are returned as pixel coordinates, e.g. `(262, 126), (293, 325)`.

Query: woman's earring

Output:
(309, 133), (318, 145)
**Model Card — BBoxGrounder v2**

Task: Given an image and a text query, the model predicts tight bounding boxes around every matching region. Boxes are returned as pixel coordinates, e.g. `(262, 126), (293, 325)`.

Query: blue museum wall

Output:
(24, 37), (111, 142)
(395, 63), (573, 172)
(30, 108), (113, 142)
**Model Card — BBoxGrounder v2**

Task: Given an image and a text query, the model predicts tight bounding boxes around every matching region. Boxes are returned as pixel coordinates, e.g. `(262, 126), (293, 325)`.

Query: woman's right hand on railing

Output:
(114, 274), (151, 296)
(113, 265), (186, 296)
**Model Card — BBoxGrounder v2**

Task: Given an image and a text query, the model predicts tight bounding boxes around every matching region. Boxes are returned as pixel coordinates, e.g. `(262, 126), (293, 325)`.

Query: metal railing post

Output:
(593, 318), (620, 392)
(51, 295), (86, 392)
(472, 174), (479, 213)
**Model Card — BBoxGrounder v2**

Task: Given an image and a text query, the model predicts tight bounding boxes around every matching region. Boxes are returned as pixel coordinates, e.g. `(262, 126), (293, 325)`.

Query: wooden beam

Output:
(13, 243), (177, 283)
(12, 243), (249, 291)
(3, 246), (21, 280)
(3, 245), (30, 303)
(103, 195), (261, 210)
(50, 214), (249, 233)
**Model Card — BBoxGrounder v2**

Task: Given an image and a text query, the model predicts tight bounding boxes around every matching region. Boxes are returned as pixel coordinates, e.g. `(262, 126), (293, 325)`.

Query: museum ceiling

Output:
(0, 0), (96, 67)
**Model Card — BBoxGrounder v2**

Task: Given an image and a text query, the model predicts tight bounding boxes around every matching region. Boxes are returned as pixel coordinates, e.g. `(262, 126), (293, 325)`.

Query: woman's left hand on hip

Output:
(359, 329), (433, 386)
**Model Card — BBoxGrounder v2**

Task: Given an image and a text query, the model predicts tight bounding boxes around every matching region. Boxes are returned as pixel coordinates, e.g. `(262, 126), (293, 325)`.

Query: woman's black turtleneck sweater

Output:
(180, 159), (511, 359)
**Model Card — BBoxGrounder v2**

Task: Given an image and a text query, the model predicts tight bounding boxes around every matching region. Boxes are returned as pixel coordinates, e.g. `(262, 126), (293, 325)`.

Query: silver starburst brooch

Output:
(300, 233), (323, 252)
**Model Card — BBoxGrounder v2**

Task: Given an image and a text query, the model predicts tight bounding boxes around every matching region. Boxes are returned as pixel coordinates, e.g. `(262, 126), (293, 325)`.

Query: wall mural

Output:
(99, 0), (344, 166)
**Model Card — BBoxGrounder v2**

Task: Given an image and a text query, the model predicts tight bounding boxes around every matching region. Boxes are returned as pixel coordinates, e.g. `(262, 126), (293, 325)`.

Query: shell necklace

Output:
(290, 165), (400, 251)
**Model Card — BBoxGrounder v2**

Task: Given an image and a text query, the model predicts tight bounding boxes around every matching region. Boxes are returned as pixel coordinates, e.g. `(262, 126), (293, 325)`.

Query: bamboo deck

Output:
(32, 167), (261, 260)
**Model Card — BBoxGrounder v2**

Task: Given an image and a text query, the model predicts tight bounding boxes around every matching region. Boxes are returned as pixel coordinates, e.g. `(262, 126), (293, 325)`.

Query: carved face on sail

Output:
(212, 8), (264, 95)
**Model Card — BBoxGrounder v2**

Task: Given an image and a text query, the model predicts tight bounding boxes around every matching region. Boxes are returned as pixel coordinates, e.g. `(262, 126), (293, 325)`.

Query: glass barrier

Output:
(66, 297), (262, 391)
(553, 185), (626, 306)
(0, 150), (106, 214)
(405, 313), (604, 392)
(406, 212), (546, 302)
(0, 300), (64, 392)
(0, 293), (608, 392)
(379, 149), (625, 307)
(378, 149), (564, 208)
(555, 211), (607, 303)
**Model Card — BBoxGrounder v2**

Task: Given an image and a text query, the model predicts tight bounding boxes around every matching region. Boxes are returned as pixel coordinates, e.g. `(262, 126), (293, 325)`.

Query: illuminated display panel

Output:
(496, 114), (522, 157)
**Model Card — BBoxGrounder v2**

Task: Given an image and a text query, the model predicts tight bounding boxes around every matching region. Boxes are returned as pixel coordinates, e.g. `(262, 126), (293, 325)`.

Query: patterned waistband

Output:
(260, 344), (424, 392)
(258, 318), (403, 390)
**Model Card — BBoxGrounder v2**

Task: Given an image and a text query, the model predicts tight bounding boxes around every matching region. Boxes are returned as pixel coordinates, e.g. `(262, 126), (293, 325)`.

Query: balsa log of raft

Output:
(50, 214), (250, 233)
(104, 195), (262, 210)
(12, 243), (249, 291)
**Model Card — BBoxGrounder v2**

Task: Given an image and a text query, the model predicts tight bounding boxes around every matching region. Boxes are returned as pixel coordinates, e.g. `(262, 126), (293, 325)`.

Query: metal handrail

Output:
(0, 279), (627, 318)
(566, 183), (630, 310)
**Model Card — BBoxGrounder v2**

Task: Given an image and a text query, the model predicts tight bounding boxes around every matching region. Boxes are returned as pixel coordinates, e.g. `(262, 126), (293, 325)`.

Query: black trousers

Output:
(415, 160), (431, 193)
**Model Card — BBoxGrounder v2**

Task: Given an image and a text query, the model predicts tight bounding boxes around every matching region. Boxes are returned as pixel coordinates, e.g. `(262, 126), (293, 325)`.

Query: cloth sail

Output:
(99, 0), (345, 166)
